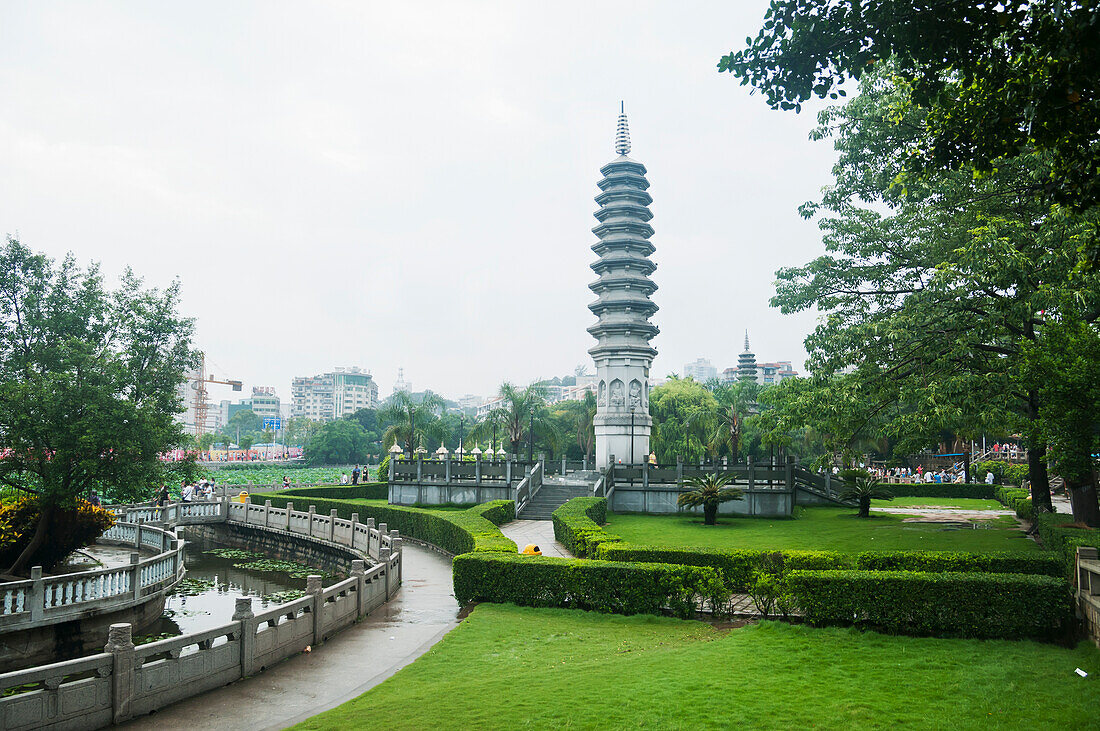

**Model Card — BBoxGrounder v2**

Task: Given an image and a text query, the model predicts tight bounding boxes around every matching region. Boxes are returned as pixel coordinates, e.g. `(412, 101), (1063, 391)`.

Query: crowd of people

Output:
(154, 478), (219, 506)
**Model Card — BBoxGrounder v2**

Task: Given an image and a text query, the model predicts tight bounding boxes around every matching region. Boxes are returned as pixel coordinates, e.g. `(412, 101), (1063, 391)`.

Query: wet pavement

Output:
(122, 543), (460, 731)
(499, 520), (572, 557)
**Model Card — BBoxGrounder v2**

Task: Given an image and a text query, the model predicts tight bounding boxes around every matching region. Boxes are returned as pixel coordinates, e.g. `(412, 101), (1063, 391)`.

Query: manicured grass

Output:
(293, 604), (1100, 730)
(872, 497), (1006, 510)
(605, 507), (1038, 553)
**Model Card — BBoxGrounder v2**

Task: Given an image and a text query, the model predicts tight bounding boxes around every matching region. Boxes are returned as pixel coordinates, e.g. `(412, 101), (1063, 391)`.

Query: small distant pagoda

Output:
(738, 331), (758, 383)
(588, 105), (659, 468)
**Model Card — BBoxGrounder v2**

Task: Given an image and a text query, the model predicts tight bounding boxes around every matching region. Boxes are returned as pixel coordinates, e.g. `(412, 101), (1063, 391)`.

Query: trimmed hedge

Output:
(596, 545), (848, 591)
(885, 483), (996, 499)
(552, 497), (622, 558)
(452, 552), (727, 618)
(277, 483), (388, 501)
(853, 550), (1062, 576)
(994, 485), (1035, 520)
(787, 570), (1072, 640)
(260, 492), (517, 555)
(1034, 512), (1100, 573)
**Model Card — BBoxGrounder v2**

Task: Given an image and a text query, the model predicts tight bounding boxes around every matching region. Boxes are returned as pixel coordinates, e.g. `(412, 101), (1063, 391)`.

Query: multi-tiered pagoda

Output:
(588, 107), (659, 468)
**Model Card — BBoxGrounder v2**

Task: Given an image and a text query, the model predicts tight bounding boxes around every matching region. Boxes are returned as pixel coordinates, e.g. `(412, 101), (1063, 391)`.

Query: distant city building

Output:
(393, 367), (411, 395)
(476, 395), (504, 419)
(683, 358), (718, 382)
(291, 367), (378, 421)
(218, 386), (283, 425)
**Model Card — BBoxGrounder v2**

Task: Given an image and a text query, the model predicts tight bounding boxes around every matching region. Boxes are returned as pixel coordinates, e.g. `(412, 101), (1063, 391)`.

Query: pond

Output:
(138, 542), (343, 643)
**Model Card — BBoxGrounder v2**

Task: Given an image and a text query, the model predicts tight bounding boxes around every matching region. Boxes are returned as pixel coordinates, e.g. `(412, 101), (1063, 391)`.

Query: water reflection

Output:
(141, 543), (342, 641)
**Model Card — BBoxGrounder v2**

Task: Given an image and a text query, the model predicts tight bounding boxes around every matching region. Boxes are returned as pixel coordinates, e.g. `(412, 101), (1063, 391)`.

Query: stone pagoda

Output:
(738, 331), (758, 383)
(588, 106), (659, 468)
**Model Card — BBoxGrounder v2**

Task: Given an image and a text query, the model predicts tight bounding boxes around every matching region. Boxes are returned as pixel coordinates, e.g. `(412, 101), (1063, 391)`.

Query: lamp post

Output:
(458, 414), (465, 460)
(527, 407), (535, 463)
(630, 406), (636, 466)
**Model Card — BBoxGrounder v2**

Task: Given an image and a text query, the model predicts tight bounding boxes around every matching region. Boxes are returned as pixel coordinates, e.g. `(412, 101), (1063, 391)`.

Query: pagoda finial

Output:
(615, 103), (631, 156)
(744, 330), (750, 352)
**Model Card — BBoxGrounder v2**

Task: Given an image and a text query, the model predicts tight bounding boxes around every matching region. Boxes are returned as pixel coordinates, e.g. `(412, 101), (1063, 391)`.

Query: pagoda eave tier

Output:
(588, 343), (658, 360)
(587, 321), (660, 338)
(589, 257), (657, 275)
(599, 156), (647, 177)
(595, 189), (653, 207)
(591, 221), (654, 239)
(594, 206), (653, 224)
(589, 279), (658, 297)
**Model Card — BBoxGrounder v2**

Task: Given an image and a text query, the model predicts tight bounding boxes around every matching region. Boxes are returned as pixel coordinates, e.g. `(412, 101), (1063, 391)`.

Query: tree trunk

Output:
(7, 503), (53, 576)
(858, 495), (871, 518)
(1025, 396), (1053, 512)
(1068, 476), (1100, 528)
(703, 503), (717, 525)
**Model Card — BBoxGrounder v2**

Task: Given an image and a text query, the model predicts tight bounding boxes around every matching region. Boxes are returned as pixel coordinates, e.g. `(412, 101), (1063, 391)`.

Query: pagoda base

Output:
(595, 413), (651, 469)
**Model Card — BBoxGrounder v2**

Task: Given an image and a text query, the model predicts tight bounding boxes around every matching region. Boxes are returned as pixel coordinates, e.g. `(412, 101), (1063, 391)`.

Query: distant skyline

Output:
(1, 2), (836, 405)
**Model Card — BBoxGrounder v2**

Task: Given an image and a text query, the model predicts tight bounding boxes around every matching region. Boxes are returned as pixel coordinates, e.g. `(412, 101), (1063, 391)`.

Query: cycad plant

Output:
(838, 470), (893, 518)
(677, 473), (745, 525)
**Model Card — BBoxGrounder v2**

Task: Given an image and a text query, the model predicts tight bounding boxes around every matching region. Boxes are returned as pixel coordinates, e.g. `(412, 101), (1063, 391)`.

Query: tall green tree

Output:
(305, 420), (371, 466)
(378, 390), (445, 454)
(469, 382), (560, 458)
(720, 0), (1100, 213)
(0, 239), (197, 575)
(650, 378), (718, 463)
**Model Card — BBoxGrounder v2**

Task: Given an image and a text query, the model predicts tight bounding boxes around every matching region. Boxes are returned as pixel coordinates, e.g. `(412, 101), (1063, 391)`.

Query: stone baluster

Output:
(286, 502), (294, 531)
(106, 623), (136, 724)
(233, 597), (257, 676)
(308, 506), (316, 537)
(329, 509), (338, 542)
(350, 512), (360, 550)
(130, 553), (141, 599)
(307, 575), (324, 646)
(29, 566), (44, 621)
(264, 500), (272, 528)
(379, 546), (393, 598)
(351, 559), (367, 618)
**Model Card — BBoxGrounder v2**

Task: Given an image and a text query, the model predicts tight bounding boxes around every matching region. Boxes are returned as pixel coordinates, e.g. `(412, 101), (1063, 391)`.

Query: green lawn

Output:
(605, 506), (1038, 553)
(294, 604), (1100, 730)
(872, 497), (1006, 510)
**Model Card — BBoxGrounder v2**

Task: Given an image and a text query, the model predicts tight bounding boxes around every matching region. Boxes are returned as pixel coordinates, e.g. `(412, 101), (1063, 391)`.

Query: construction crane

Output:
(188, 353), (242, 438)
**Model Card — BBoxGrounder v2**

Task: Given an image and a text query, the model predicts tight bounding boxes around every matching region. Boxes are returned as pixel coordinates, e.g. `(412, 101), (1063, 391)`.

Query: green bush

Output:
(885, 483), (996, 499)
(279, 483), (388, 501)
(1034, 513), (1100, 573)
(259, 493), (516, 555)
(787, 570), (1071, 640)
(452, 552), (728, 619)
(0, 498), (116, 572)
(596, 544), (848, 591)
(974, 461), (1029, 486)
(853, 550), (1062, 576)
(994, 486), (1034, 520)
(552, 497), (622, 558)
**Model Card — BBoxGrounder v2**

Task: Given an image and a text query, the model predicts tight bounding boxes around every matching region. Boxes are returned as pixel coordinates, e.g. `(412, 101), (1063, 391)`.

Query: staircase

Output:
(518, 473), (599, 520)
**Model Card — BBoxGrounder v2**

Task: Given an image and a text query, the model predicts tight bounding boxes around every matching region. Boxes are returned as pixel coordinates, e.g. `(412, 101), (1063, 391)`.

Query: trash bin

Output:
(234, 491), (249, 504)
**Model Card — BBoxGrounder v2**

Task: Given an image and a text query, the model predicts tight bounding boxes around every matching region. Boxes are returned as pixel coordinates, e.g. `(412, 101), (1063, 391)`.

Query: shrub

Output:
(552, 497), (622, 558)
(853, 550), (1062, 576)
(0, 498), (116, 571)
(974, 460), (1030, 486)
(452, 552), (729, 619)
(994, 486), (1034, 520)
(260, 493), (516, 555)
(886, 483), (996, 499)
(787, 570), (1072, 640)
(279, 483), (388, 501)
(596, 544), (849, 591)
(1034, 513), (1100, 573)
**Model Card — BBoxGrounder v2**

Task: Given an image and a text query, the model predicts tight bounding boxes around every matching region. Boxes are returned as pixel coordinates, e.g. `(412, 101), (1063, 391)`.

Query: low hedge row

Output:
(595, 545), (1062, 590)
(787, 570), (1072, 640)
(259, 493), (517, 555)
(885, 483), (996, 499)
(1034, 512), (1100, 572)
(452, 553), (727, 619)
(276, 483), (388, 501)
(994, 485), (1034, 520)
(551, 497), (622, 558)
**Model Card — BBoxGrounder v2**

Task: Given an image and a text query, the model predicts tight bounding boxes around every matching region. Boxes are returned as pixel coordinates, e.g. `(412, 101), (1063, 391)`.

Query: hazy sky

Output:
(1, 1), (838, 404)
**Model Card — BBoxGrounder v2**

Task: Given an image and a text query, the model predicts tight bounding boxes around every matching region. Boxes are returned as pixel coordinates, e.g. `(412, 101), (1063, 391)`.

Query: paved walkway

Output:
(498, 520), (572, 557)
(123, 543), (460, 731)
(872, 507), (1014, 520)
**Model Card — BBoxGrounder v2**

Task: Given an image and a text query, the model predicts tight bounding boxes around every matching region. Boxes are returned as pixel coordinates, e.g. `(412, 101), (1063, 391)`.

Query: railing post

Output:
(417, 453), (423, 482)
(308, 506), (316, 537)
(307, 575), (324, 646)
(379, 546), (393, 598)
(505, 459), (512, 485)
(134, 519), (143, 550)
(329, 509), (338, 542)
(561, 455), (567, 474)
(264, 500), (272, 528)
(676, 455), (683, 487)
(475, 455), (482, 486)
(642, 459), (649, 488)
(445, 457), (451, 485)
(130, 553), (141, 599)
(350, 512), (360, 550)
(747, 456), (756, 516)
(388, 455), (396, 483)
(106, 623), (136, 724)
(29, 566), (44, 621)
(233, 597), (256, 677)
(1079, 547), (1099, 595)
(170, 538), (180, 580)
(351, 559), (367, 618)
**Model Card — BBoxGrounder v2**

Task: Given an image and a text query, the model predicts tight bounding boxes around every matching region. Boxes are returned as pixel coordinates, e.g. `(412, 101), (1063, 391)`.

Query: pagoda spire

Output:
(615, 102), (631, 156)
(744, 330), (750, 352)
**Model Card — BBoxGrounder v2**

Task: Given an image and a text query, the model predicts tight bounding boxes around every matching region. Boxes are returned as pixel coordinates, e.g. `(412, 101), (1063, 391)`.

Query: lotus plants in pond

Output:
(677, 473), (745, 525)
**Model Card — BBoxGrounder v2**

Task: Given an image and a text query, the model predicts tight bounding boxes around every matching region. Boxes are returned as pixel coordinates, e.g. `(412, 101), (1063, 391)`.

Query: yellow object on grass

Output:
(520, 544), (542, 556)
(234, 491), (249, 503)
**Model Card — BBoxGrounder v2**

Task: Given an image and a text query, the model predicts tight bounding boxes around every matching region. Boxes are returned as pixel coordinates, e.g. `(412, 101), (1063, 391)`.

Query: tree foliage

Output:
(0, 238), (197, 574)
(676, 472), (745, 525)
(305, 419), (371, 466)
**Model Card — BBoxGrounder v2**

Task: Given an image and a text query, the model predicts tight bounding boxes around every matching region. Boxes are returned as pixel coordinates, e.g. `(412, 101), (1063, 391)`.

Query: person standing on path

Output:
(352, 465), (361, 485)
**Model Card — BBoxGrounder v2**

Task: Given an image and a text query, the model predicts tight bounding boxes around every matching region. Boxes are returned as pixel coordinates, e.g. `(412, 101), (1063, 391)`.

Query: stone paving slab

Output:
(121, 543), (461, 731)
(498, 520), (572, 558)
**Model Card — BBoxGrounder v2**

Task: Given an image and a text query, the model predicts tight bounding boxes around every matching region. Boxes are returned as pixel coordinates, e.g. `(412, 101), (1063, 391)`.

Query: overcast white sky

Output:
(1, 1), (838, 403)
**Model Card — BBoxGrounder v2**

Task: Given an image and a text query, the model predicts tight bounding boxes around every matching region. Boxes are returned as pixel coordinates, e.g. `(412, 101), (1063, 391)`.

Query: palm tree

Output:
(469, 382), (561, 458)
(838, 470), (894, 518)
(705, 381), (760, 459)
(379, 391), (446, 455)
(677, 473), (745, 525)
